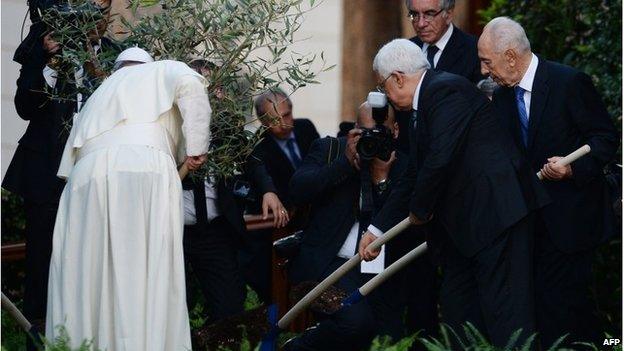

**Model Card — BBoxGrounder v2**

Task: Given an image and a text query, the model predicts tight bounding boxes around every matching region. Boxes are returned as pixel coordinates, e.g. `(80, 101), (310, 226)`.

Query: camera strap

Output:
(326, 136), (340, 165)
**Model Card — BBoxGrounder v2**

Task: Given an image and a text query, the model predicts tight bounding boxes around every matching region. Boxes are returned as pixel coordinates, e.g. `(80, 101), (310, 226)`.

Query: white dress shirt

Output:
(183, 177), (221, 225)
(337, 222), (360, 259)
(422, 24), (454, 68)
(367, 71), (427, 238)
(516, 53), (539, 120)
(273, 131), (302, 167)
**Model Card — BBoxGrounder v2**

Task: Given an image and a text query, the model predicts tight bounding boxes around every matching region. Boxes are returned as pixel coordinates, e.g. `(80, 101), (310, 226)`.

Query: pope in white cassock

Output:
(45, 47), (211, 350)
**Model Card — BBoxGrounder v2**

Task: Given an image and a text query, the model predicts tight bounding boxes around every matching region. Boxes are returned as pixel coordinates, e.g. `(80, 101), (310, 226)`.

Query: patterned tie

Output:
(514, 86), (529, 147)
(286, 138), (302, 168)
(427, 45), (439, 68)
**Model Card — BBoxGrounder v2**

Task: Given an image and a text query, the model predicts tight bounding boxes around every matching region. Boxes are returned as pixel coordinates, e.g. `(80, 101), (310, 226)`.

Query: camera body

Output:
(356, 92), (394, 161)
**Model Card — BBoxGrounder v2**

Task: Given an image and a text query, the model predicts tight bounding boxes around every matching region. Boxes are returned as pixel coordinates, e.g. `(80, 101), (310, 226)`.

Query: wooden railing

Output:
(1, 213), (279, 262)
(1, 212), (311, 331)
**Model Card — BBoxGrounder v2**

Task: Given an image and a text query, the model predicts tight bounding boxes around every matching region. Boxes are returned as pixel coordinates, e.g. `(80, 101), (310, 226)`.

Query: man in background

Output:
(395, 0), (484, 156)
(182, 61), (289, 327)
(239, 89), (320, 304)
(406, 0), (482, 83)
(2, 2), (115, 348)
(254, 89), (320, 207)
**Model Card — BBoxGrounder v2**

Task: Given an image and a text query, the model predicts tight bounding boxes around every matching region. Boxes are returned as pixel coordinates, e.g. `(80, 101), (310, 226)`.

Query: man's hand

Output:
(358, 231), (380, 261)
(262, 192), (289, 228)
(370, 151), (396, 183)
(184, 154), (207, 171)
(43, 33), (60, 55)
(409, 212), (432, 225)
(345, 129), (362, 170)
(540, 156), (573, 181)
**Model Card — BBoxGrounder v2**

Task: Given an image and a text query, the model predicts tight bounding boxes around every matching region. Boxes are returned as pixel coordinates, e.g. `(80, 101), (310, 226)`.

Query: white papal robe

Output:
(45, 60), (211, 351)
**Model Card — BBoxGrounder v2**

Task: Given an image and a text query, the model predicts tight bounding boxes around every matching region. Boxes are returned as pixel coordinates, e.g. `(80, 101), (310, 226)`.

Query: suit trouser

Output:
(22, 200), (58, 351)
(365, 241), (439, 348)
(183, 217), (245, 323)
(238, 228), (273, 304)
(439, 214), (535, 348)
(289, 257), (376, 351)
(534, 217), (598, 347)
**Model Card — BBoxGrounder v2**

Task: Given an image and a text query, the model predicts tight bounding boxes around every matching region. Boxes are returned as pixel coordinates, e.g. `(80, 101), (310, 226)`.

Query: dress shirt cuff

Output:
(42, 65), (57, 89)
(367, 224), (384, 238)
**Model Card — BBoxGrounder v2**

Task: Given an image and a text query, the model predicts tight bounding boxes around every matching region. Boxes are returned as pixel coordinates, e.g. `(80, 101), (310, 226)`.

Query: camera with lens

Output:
(356, 92), (394, 162)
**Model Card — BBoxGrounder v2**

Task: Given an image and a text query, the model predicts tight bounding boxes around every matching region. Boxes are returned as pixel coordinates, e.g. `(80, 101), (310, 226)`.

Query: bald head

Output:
(478, 17), (533, 87)
(481, 17), (531, 54)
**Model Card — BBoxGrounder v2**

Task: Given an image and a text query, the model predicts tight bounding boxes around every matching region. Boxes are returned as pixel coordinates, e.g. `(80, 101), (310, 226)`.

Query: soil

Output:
(289, 281), (348, 315)
(193, 305), (271, 350)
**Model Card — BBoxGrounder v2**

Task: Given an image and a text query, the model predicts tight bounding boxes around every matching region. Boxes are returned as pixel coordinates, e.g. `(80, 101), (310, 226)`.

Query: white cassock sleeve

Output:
(175, 74), (211, 156)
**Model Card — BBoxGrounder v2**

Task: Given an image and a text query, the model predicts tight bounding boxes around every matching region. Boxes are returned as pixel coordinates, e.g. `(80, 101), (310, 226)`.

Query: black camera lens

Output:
(357, 132), (378, 160)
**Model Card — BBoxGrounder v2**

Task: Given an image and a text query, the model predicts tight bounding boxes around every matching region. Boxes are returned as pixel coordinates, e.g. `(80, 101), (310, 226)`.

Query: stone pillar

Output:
(340, 0), (403, 122)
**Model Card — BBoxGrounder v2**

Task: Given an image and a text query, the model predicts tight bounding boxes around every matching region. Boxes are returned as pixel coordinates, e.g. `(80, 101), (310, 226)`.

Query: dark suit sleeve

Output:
(409, 87), (473, 220)
(308, 120), (320, 140)
(371, 155), (408, 214)
(566, 72), (618, 186)
(14, 41), (50, 122)
(289, 138), (356, 205)
(370, 154), (416, 232)
(244, 148), (278, 195)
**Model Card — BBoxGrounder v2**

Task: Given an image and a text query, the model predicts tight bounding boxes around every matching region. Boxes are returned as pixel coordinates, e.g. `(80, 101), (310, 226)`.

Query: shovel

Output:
(259, 217), (413, 350)
(194, 218), (412, 350)
(1, 291), (43, 348)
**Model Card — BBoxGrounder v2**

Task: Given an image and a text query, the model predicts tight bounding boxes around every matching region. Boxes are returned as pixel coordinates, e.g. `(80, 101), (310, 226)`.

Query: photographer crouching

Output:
(284, 93), (436, 350)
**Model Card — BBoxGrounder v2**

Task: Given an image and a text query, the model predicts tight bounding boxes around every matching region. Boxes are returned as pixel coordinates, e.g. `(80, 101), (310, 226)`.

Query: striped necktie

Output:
(514, 86), (529, 147)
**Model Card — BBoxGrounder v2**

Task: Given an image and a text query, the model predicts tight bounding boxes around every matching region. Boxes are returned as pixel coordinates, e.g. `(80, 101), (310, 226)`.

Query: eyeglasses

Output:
(376, 74), (393, 94)
(376, 71), (405, 94)
(407, 8), (444, 23)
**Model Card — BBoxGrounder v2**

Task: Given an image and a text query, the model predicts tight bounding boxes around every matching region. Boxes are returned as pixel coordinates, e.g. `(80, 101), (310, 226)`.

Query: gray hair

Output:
(254, 88), (292, 118)
(405, 0), (455, 11)
(373, 39), (429, 78)
(483, 17), (531, 54)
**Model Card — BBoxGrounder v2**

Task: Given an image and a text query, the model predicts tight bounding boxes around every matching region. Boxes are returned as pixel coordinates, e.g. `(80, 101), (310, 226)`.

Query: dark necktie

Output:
(286, 138), (302, 168)
(514, 86), (529, 147)
(427, 45), (439, 68)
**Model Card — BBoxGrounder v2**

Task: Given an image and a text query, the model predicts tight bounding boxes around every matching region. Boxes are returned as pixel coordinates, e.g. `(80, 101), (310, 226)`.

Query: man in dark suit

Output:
(359, 39), (550, 347)
(239, 89), (320, 304)
(2, 32), (75, 346)
(284, 101), (432, 350)
(395, 0), (483, 160)
(405, 0), (483, 83)
(2, 4), (117, 346)
(182, 152), (289, 324)
(253, 89), (320, 207)
(479, 17), (619, 347)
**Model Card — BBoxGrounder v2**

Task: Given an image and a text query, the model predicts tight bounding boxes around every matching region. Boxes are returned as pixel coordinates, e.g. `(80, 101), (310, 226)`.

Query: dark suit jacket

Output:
(184, 153), (277, 242)
(3, 42), (76, 204)
(373, 70), (550, 257)
(3, 37), (120, 204)
(491, 58), (619, 253)
(411, 25), (484, 84)
(254, 118), (319, 207)
(288, 137), (408, 283)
